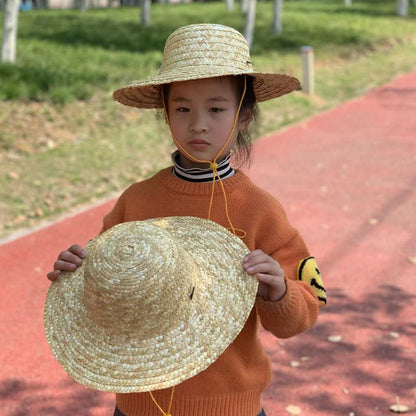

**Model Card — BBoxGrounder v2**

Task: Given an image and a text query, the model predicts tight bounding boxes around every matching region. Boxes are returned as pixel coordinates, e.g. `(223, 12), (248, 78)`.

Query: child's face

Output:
(167, 77), (251, 168)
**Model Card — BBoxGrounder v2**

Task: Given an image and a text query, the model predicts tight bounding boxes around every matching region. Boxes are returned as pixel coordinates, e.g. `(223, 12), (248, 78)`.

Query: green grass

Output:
(0, 0), (415, 238)
(1, 0), (415, 102)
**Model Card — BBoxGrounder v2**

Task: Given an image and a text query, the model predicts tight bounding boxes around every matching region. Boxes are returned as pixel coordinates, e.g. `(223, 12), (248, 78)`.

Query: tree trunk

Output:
(397, 0), (408, 15)
(1, 0), (20, 63)
(225, 0), (233, 11)
(74, 0), (88, 10)
(241, 0), (249, 14)
(272, 0), (283, 34)
(244, 0), (256, 50)
(140, 0), (150, 25)
(37, 0), (49, 9)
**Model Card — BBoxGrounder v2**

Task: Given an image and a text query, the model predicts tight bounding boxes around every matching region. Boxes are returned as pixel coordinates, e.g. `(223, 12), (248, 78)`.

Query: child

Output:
(47, 23), (326, 416)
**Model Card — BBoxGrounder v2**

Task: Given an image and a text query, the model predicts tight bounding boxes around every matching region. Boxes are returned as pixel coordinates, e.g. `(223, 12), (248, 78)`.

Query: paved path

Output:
(1, 68), (416, 416)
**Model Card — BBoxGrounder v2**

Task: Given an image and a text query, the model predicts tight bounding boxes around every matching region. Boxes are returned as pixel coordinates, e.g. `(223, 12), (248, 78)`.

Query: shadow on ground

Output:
(1, 378), (114, 416)
(262, 283), (416, 415)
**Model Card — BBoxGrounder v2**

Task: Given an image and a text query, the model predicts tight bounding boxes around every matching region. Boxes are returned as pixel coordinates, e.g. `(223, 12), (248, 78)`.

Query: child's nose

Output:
(189, 113), (208, 133)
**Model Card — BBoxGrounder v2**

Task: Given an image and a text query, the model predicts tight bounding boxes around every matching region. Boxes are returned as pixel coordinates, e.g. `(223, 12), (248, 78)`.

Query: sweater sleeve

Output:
(99, 192), (126, 234)
(256, 276), (319, 338)
(253, 198), (321, 339)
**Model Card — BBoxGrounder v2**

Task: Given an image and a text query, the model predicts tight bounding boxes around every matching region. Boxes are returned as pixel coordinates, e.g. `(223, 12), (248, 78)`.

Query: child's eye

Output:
(209, 107), (224, 113)
(177, 107), (189, 112)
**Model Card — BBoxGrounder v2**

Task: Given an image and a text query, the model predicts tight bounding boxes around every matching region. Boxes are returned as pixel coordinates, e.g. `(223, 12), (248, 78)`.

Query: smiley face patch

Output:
(297, 257), (326, 305)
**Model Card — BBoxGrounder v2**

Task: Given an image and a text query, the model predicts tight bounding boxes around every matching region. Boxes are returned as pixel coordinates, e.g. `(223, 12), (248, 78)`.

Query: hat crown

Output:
(159, 24), (253, 76)
(83, 222), (195, 338)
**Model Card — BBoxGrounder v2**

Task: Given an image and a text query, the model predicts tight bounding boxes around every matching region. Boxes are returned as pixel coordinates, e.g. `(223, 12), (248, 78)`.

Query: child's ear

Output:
(238, 109), (253, 130)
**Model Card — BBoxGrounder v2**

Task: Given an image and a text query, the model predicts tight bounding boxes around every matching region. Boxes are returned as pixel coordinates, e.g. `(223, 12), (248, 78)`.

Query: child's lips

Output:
(189, 139), (209, 149)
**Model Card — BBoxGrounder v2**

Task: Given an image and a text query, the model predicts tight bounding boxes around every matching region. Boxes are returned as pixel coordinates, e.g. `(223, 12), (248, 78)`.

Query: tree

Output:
(80, 0), (88, 11)
(241, 0), (249, 14)
(225, 0), (233, 12)
(272, 0), (283, 34)
(74, 0), (88, 11)
(397, 0), (408, 15)
(36, 0), (50, 9)
(140, 0), (151, 25)
(244, 0), (256, 50)
(1, 0), (20, 63)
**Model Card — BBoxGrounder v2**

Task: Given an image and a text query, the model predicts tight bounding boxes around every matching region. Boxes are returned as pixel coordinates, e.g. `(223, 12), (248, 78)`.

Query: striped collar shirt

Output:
(171, 150), (235, 183)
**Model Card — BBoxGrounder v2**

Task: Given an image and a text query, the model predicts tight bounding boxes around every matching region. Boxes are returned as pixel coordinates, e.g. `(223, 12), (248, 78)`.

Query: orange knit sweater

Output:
(101, 167), (320, 416)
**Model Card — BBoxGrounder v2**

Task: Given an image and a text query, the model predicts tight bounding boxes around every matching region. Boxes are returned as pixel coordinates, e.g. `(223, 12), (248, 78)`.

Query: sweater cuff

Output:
(255, 277), (318, 338)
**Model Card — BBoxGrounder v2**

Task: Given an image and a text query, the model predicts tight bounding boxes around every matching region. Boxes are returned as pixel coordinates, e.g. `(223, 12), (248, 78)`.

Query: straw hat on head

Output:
(113, 23), (300, 109)
(44, 216), (258, 393)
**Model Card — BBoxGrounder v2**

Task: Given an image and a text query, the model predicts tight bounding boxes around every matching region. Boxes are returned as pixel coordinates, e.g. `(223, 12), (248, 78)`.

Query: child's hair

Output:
(161, 75), (259, 168)
(233, 75), (258, 168)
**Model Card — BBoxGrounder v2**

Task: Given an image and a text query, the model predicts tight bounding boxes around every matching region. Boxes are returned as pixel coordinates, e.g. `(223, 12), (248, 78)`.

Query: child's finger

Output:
(68, 244), (87, 258)
(243, 253), (267, 269)
(257, 274), (287, 301)
(243, 249), (265, 263)
(244, 261), (275, 275)
(256, 273), (279, 285)
(47, 270), (61, 281)
(58, 251), (84, 266)
(54, 259), (79, 272)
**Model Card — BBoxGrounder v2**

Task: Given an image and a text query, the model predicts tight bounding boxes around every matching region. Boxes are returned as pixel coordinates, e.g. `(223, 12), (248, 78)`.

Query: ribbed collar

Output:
(171, 150), (235, 183)
(155, 167), (249, 197)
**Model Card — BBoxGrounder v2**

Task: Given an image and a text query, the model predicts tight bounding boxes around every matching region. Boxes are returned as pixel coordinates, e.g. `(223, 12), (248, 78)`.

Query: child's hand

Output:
(243, 250), (286, 302)
(47, 245), (87, 281)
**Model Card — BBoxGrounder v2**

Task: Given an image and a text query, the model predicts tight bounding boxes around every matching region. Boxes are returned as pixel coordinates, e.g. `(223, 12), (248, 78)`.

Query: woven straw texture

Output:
(44, 217), (258, 393)
(113, 24), (300, 108)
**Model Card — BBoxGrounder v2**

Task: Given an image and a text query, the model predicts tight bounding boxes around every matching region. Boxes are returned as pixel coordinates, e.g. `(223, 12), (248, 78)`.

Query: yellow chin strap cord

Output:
(149, 386), (175, 416)
(162, 75), (247, 239)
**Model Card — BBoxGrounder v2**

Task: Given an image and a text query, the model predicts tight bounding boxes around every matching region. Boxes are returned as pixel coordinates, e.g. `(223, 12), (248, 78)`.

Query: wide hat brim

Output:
(113, 72), (300, 109)
(44, 217), (258, 393)
(112, 23), (300, 109)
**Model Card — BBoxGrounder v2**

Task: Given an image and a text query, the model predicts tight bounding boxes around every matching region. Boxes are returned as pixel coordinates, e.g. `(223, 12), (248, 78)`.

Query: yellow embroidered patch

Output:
(297, 257), (326, 305)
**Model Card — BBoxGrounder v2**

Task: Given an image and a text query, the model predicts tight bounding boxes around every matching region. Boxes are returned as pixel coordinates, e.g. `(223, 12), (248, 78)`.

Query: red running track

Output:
(1, 68), (416, 416)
